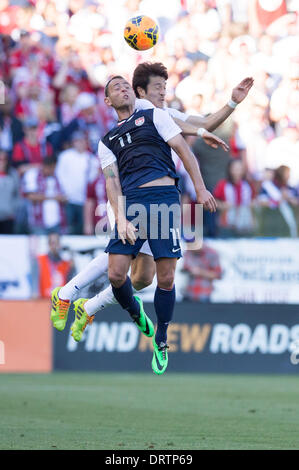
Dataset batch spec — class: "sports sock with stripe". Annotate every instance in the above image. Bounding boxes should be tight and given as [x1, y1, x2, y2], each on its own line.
[112, 276, 140, 319]
[154, 285, 176, 345]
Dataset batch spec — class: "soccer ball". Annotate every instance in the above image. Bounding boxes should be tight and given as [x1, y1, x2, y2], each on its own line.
[124, 15, 159, 51]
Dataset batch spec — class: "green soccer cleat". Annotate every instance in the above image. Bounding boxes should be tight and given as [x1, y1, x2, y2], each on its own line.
[50, 287, 70, 331]
[152, 339, 169, 375]
[71, 298, 94, 342]
[133, 295, 154, 338]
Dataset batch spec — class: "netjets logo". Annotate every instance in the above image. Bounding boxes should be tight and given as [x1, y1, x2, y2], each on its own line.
[290, 340, 299, 365]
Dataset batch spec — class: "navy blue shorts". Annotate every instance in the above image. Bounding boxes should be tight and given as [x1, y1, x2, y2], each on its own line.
[105, 185, 182, 260]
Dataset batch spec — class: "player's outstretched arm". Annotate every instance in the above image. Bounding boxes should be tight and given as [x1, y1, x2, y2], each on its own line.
[103, 162, 136, 245]
[173, 117, 229, 151]
[186, 77, 254, 132]
[168, 134, 217, 213]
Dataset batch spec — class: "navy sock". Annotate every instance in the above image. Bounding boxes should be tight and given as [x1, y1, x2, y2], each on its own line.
[112, 276, 140, 319]
[154, 285, 176, 345]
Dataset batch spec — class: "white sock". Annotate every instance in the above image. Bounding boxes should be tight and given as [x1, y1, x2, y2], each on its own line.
[84, 282, 139, 316]
[59, 252, 109, 301]
[84, 284, 117, 315]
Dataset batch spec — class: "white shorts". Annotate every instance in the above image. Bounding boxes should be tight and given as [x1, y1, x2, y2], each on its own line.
[107, 201, 153, 257]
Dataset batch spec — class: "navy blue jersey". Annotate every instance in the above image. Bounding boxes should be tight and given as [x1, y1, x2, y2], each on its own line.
[98, 108, 181, 194]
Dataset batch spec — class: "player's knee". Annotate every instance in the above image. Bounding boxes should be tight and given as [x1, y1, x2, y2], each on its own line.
[132, 272, 154, 291]
[108, 269, 127, 288]
[157, 272, 175, 290]
[131, 264, 155, 290]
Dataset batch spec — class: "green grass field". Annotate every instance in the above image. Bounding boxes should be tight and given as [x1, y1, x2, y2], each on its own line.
[0, 372, 298, 450]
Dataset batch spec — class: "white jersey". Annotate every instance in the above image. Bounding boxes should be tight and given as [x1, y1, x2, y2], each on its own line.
[135, 98, 190, 122]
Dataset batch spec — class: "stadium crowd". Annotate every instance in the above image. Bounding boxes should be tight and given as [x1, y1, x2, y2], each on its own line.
[0, 0, 299, 239]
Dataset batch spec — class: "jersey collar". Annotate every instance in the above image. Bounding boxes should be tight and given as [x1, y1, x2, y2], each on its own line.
[117, 109, 138, 126]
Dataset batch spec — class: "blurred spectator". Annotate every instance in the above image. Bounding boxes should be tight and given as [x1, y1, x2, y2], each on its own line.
[22, 155, 66, 235]
[264, 121, 299, 187]
[175, 59, 210, 109]
[248, 0, 288, 38]
[9, 30, 35, 76]
[192, 123, 232, 237]
[56, 130, 99, 235]
[58, 92, 106, 154]
[12, 117, 53, 176]
[234, 102, 275, 184]
[12, 52, 53, 122]
[216, 0, 250, 37]
[0, 89, 24, 158]
[0, 149, 20, 233]
[270, 63, 299, 127]
[35, 97, 63, 151]
[0, 0, 18, 36]
[182, 242, 222, 303]
[52, 47, 96, 93]
[58, 83, 80, 126]
[213, 158, 255, 237]
[257, 165, 299, 237]
[36, 232, 75, 299]
[84, 167, 107, 235]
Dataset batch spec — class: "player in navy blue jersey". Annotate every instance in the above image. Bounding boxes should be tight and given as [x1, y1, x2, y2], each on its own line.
[50, 64, 253, 366]
[91, 75, 217, 374]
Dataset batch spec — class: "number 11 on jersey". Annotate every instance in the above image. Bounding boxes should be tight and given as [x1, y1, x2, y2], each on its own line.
[119, 133, 132, 148]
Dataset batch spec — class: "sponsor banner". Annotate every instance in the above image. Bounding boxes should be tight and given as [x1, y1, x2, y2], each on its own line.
[207, 238, 299, 304]
[2, 235, 299, 304]
[0, 236, 32, 299]
[53, 303, 299, 374]
[0, 300, 52, 372]
[31, 236, 299, 304]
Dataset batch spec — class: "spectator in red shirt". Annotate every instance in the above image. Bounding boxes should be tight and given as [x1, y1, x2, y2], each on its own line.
[213, 158, 255, 237]
[0, 0, 18, 36]
[9, 30, 34, 77]
[12, 117, 53, 176]
[182, 243, 222, 303]
[52, 48, 95, 94]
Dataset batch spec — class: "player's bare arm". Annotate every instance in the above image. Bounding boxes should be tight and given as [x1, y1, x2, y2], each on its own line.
[103, 162, 136, 245]
[173, 117, 229, 151]
[186, 77, 254, 132]
[168, 134, 217, 213]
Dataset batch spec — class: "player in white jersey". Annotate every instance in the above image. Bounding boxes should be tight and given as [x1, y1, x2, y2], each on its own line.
[50, 62, 253, 336]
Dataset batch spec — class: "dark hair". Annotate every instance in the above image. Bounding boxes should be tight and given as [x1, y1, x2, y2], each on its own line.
[104, 75, 126, 97]
[274, 165, 290, 185]
[132, 62, 168, 98]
